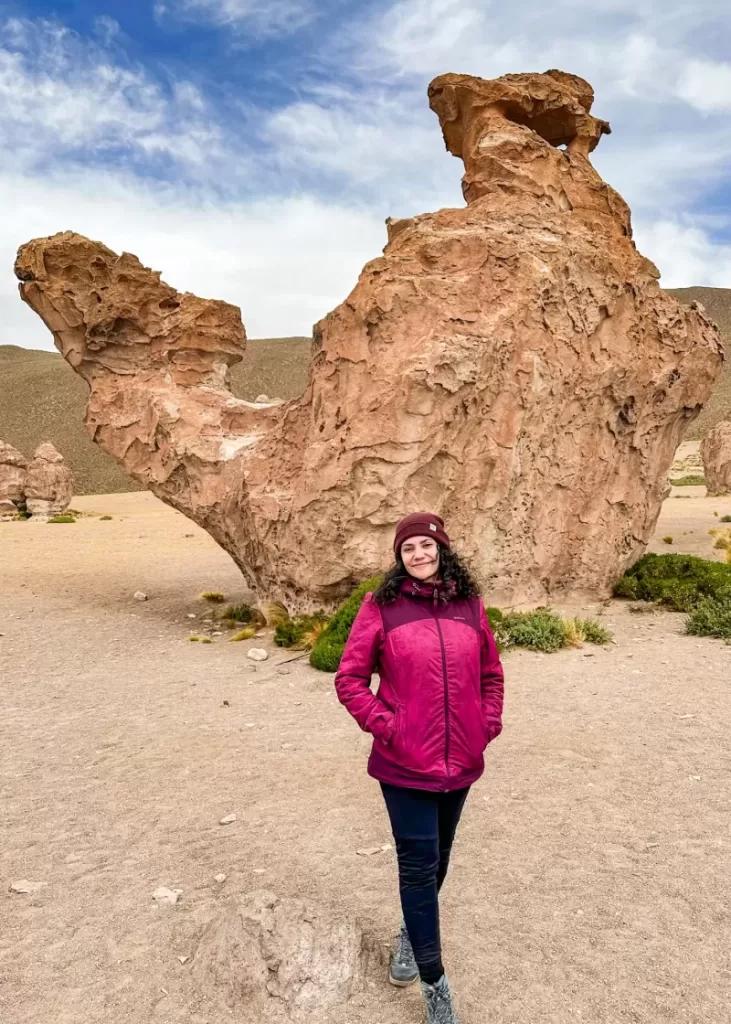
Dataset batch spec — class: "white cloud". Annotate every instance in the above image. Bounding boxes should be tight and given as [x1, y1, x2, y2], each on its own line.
[4, 2, 731, 358]
[634, 218, 731, 288]
[0, 17, 225, 173]
[159, 0, 314, 35]
[677, 58, 731, 113]
[1, 169, 386, 351]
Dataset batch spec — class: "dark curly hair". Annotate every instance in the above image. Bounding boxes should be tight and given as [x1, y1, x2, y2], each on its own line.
[373, 544, 482, 605]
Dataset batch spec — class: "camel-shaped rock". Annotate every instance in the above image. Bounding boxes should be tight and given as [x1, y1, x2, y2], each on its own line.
[15, 70, 723, 609]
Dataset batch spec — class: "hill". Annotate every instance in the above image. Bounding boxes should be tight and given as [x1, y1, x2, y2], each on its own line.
[1, 289, 728, 494]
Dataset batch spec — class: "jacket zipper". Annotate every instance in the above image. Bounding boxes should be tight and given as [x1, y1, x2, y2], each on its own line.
[434, 599, 451, 790]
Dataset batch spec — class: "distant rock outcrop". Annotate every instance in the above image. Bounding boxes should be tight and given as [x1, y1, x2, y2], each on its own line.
[0, 439, 73, 517]
[701, 421, 731, 496]
[0, 440, 27, 514]
[14, 70, 723, 607]
[25, 442, 74, 516]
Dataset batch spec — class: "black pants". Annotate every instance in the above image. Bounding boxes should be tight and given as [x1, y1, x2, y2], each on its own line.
[380, 782, 471, 984]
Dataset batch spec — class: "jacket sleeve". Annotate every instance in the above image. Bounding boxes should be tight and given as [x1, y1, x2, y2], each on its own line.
[479, 602, 505, 744]
[334, 593, 395, 743]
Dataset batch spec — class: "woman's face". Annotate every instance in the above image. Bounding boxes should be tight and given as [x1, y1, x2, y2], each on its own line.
[400, 535, 440, 581]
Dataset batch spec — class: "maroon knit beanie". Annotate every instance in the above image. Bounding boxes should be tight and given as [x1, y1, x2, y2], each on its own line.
[393, 512, 450, 556]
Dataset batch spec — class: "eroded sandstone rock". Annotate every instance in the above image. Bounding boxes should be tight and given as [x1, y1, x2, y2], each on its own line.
[0, 440, 27, 511]
[187, 890, 384, 1022]
[24, 442, 74, 517]
[14, 70, 724, 608]
[701, 421, 731, 496]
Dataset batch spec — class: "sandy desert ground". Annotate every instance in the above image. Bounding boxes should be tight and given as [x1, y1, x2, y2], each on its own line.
[2, 488, 731, 1024]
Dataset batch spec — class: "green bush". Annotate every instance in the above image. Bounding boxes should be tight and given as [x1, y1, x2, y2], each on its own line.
[47, 515, 76, 524]
[721, 515, 731, 524]
[309, 577, 384, 672]
[495, 608, 567, 652]
[218, 603, 252, 624]
[575, 618, 612, 645]
[670, 475, 705, 487]
[275, 613, 329, 649]
[662, 536, 673, 545]
[490, 608, 611, 653]
[686, 597, 731, 640]
[613, 553, 731, 611]
[485, 607, 504, 629]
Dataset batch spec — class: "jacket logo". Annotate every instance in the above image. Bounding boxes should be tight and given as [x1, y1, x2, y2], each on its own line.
[454, 616, 465, 620]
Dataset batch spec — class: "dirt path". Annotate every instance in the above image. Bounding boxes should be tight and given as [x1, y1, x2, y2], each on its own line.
[2, 491, 730, 1024]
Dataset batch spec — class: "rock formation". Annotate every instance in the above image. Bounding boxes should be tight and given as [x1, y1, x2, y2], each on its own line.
[0, 440, 73, 517]
[187, 890, 384, 1022]
[15, 70, 724, 608]
[701, 420, 731, 496]
[24, 442, 74, 516]
[0, 440, 27, 514]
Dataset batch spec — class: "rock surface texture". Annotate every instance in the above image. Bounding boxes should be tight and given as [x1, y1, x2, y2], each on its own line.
[187, 890, 384, 1022]
[701, 421, 731, 496]
[15, 70, 724, 608]
[24, 442, 74, 516]
[0, 440, 27, 512]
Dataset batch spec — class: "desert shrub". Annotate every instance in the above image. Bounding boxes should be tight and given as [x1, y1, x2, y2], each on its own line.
[613, 553, 731, 611]
[15, 511, 31, 520]
[275, 613, 329, 649]
[48, 515, 76, 523]
[218, 603, 252, 625]
[188, 635, 205, 642]
[713, 530, 731, 551]
[685, 597, 731, 640]
[230, 626, 257, 642]
[670, 475, 705, 487]
[485, 607, 504, 629]
[662, 536, 673, 545]
[721, 515, 731, 524]
[100, 515, 113, 521]
[200, 591, 226, 603]
[497, 608, 567, 652]
[309, 577, 384, 672]
[575, 618, 612, 645]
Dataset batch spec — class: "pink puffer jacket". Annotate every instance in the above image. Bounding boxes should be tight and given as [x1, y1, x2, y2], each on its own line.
[334, 579, 504, 792]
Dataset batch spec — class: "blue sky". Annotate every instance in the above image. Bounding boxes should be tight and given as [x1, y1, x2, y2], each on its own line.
[2, 0, 731, 350]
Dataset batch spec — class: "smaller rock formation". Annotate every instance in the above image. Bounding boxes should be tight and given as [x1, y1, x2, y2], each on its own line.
[701, 421, 731, 495]
[189, 890, 384, 1022]
[1, 441, 74, 517]
[0, 441, 28, 515]
[25, 442, 74, 516]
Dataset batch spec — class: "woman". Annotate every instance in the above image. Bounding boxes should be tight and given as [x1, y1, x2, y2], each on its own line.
[335, 512, 504, 1024]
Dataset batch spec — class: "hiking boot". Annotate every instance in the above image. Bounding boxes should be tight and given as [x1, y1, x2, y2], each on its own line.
[388, 920, 418, 987]
[420, 974, 460, 1024]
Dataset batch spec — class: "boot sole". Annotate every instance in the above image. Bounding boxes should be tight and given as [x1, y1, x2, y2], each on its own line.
[389, 971, 419, 988]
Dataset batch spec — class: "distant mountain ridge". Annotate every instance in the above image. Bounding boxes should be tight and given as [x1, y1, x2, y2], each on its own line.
[1, 289, 728, 495]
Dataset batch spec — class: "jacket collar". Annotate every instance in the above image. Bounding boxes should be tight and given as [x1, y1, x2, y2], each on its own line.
[398, 575, 457, 605]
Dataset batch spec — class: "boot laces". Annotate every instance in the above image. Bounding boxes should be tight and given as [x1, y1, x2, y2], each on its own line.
[396, 924, 414, 965]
